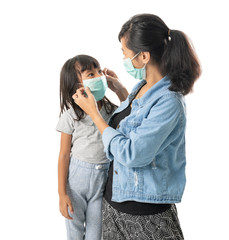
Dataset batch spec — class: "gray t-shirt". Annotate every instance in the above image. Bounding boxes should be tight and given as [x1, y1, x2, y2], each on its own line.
[56, 105, 115, 164]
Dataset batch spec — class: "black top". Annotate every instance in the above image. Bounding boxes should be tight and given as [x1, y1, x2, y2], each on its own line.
[104, 97, 171, 215]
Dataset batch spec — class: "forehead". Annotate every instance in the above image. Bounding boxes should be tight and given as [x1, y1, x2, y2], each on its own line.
[121, 37, 134, 56]
[75, 59, 100, 73]
[121, 37, 132, 52]
[121, 37, 127, 49]
[83, 66, 100, 73]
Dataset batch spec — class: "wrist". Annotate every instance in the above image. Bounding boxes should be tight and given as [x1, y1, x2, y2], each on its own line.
[59, 193, 67, 198]
[113, 80, 124, 93]
[115, 87, 129, 102]
[58, 189, 67, 196]
[91, 111, 102, 122]
[90, 111, 109, 135]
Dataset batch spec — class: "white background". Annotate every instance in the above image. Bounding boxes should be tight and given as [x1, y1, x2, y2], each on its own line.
[0, 0, 228, 239]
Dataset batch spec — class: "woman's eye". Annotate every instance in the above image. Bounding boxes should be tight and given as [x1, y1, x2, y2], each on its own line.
[88, 73, 94, 77]
[98, 70, 103, 75]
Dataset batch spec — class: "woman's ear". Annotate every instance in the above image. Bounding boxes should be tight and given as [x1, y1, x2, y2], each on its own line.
[141, 52, 150, 64]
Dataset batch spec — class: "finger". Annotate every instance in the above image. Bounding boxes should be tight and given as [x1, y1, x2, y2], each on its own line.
[68, 202, 74, 214]
[60, 207, 72, 220]
[78, 86, 85, 92]
[65, 213, 73, 220]
[72, 93, 78, 100]
[104, 68, 114, 77]
[76, 87, 86, 97]
[64, 208, 73, 220]
[103, 68, 108, 75]
[106, 76, 115, 82]
[84, 87, 94, 98]
[106, 68, 114, 76]
[106, 69, 118, 79]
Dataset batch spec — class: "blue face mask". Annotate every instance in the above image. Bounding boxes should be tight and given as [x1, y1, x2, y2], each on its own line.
[83, 76, 108, 101]
[123, 52, 146, 80]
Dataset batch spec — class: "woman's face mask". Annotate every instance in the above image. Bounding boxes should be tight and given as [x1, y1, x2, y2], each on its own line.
[83, 76, 108, 101]
[123, 52, 146, 80]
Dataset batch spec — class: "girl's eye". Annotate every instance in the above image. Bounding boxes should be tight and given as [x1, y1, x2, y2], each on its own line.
[98, 70, 103, 75]
[88, 73, 94, 77]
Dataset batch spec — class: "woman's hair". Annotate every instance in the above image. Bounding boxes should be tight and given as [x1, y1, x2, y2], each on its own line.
[59, 54, 116, 120]
[119, 14, 201, 95]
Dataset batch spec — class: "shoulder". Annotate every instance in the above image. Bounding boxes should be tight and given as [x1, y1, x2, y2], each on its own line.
[56, 107, 79, 134]
[155, 91, 186, 123]
[62, 106, 80, 119]
[162, 91, 186, 111]
[59, 107, 80, 126]
[148, 91, 186, 119]
[161, 91, 184, 103]
[59, 108, 72, 119]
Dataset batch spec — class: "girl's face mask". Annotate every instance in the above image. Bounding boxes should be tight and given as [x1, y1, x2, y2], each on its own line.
[83, 76, 108, 101]
[123, 52, 146, 80]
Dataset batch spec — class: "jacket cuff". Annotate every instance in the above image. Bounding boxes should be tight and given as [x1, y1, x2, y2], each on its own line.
[102, 126, 120, 159]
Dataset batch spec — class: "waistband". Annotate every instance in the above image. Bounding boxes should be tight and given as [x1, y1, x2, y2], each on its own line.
[70, 157, 110, 170]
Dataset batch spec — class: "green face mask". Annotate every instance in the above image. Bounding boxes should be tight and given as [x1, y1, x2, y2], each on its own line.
[123, 52, 146, 80]
[83, 76, 108, 101]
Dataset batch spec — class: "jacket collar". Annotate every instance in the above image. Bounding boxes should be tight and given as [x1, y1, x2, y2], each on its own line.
[129, 76, 171, 107]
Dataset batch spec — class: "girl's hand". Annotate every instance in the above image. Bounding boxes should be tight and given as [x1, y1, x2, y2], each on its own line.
[59, 194, 74, 220]
[72, 87, 99, 118]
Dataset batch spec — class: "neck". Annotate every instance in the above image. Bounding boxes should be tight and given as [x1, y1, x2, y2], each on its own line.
[145, 64, 163, 88]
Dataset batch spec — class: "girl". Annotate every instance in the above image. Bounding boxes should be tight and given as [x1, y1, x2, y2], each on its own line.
[73, 14, 201, 239]
[56, 55, 124, 240]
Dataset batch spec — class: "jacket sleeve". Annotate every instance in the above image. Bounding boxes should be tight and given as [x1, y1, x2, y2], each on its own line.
[102, 95, 183, 168]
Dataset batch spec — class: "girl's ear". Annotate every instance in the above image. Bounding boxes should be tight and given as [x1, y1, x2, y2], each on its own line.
[141, 52, 151, 65]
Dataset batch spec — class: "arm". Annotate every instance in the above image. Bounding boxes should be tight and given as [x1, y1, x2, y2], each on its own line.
[58, 132, 74, 220]
[73, 90, 182, 168]
[114, 86, 129, 102]
[102, 96, 183, 168]
[72, 87, 109, 135]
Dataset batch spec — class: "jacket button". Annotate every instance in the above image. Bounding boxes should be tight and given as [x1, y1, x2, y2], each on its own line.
[114, 170, 118, 175]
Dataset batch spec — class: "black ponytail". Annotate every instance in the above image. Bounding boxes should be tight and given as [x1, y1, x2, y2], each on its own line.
[119, 14, 201, 95]
[161, 30, 201, 95]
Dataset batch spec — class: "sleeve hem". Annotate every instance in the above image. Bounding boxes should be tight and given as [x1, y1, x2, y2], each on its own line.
[102, 127, 120, 152]
[55, 128, 72, 135]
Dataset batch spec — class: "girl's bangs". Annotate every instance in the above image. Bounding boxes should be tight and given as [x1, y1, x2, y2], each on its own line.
[76, 55, 100, 72]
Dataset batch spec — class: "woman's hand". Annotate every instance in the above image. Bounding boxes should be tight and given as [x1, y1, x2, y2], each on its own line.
[103, 68, 121, 93]
[103, 68, 129, 102]
[59, 194, 74, 220]
[72, 87, 99, 118]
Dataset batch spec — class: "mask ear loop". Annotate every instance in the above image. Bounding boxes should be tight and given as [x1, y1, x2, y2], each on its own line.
[131, 52, 141, 61]
[143, 63, 147, 80]
[132, 52, 147, 79]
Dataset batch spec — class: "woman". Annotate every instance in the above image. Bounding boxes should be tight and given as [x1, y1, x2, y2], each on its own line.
[73, 13, 201, 239]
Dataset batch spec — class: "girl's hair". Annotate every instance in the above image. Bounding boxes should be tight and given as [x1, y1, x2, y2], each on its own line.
[119, 14, 201, 95]
[59, 54, 116, 119]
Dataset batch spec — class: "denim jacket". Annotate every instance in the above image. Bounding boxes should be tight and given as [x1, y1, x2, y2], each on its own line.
[102, 76, 186, 203]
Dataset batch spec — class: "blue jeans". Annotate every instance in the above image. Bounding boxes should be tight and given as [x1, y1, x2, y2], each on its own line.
[66, 157, 109, 240]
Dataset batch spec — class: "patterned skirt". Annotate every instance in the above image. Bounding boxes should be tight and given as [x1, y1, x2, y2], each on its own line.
[102, 199, 184, 240]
